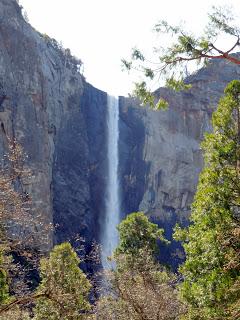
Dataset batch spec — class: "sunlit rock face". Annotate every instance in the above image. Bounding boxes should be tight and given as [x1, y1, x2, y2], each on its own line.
[119, 59, 240, 268]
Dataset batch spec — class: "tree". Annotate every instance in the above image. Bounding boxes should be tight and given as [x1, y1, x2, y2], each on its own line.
[122, 6, 240, 109]
[97, 249, 184, 320]
[0, 140, 93, 318]
[175, 80, 240, 319]
[0, 138, 51, 252]
[0, 138, 41, 310]
[34, 242, 91, 320]
[0, 250, 8, 305]
[0, 307, 30, 320]
[115, 212, 167, 259]
[96, 213, 184, 320]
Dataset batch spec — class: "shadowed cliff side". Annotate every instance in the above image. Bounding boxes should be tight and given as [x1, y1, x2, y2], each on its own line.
[53, 83, 108, 251]
[0, 0, 108, 253]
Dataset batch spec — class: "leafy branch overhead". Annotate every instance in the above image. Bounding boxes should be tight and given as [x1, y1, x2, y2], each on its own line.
[122, 6, 240, 109]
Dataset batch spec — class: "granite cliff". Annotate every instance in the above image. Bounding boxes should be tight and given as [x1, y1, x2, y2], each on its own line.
[0, 0, 239, 266]
[119, 62, 240, 266]
[0, 0, 108, 253]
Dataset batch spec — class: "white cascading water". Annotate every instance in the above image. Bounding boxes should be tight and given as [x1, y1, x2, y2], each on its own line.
[101, 95, 120, 269]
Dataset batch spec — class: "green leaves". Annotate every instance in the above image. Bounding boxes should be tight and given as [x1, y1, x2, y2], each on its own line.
[144, 68, 154, 79]
[208, 5, 240, 37]
[115, 212, 168, 260]
[199, 38, 210, 51]
[122, 6, 240, 110]
[121, 59, 132, 71]
[131, 48, 145, 61]
[34, 243, 91, 320]
[0, 266, 8, 306]
[133, 81, 155, 107]
[133, 82, 169, 110]
[155, 98, 168, 110]
[97, 247, 183, 320]
[224, 79, 240, 100]
[178, 35, 196, 53]
[178, 80, 240, 319]
[154, 20, 181, 35]
[166, 77, 192, 92]
[98, 211, 183, 320]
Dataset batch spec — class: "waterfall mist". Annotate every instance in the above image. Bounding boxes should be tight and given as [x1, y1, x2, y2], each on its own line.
[100, 95, 120, 269]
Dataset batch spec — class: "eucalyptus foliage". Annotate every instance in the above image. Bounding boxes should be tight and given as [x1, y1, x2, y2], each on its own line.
[122, 6, 240, 109]
[175, 80, 240, 320]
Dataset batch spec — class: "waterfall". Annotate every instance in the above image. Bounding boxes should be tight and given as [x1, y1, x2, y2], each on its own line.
[101, 95, 120, 269]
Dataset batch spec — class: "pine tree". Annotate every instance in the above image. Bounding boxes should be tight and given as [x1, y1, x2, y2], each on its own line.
[34, 242, 91, 320]
[115, 212, 167, 259]
[96, 213, 184, 320]
[175, 80, 240, 319]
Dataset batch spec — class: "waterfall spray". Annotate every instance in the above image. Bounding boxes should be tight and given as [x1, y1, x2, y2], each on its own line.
[101, 95, 120, 269]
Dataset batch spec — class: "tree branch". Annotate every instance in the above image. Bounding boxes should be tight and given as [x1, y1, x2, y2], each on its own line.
[0, 292, 49, 315]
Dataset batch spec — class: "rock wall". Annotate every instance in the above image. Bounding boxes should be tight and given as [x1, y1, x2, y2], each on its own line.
[0, 0, 108, 252]
[53, 83, 108, 249]
[119, 59, 240, 267]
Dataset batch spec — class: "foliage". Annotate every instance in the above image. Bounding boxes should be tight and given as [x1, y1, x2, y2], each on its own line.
[0, 250, 8, 305]
[0, 140, 93, 318]
[133, 82, 169, 110]
[1, 141, 38, 236]
[97, 253, 183, 320]
[115, 212, 168, 259]
[33, 242, 91, 320]
[0, 138, 42, 315]
[0, 307, 30, 320]
[175, 80, 240, 319]
[122, 6, 240, 109]
[95, 213, 183, 319]
[97, 248, 184, 319]
[0, 138, 50, 250]
[0, 138, 46, 300]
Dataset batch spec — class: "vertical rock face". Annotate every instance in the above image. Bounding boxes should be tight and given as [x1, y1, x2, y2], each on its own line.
[53, 83, 108, 248]
[119, 97, 148, 217]
[0, 0, 108, 251]
[119, 60, 240, 267]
